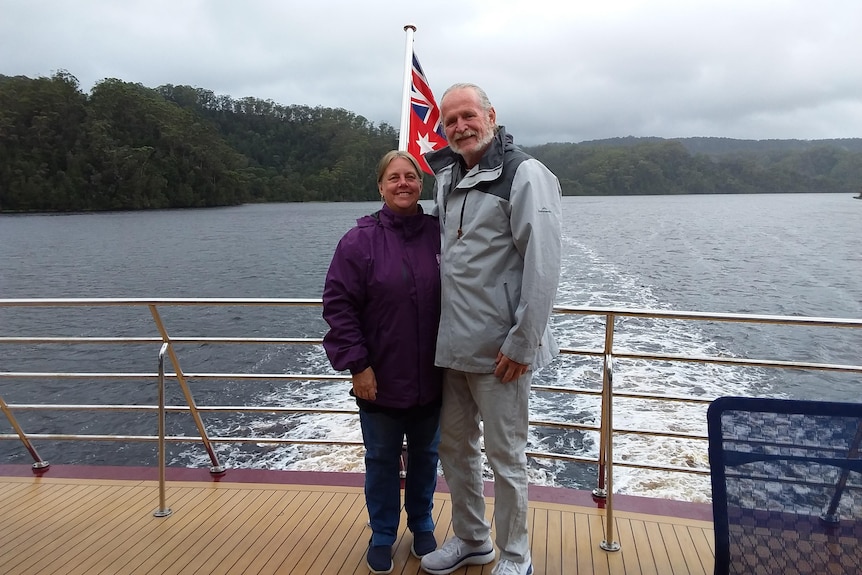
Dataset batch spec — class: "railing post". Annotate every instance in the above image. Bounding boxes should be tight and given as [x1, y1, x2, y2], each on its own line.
[593, 313, 615, 499]
[0, 393, 49, 470]
[148, 304, 225, 475]
[153, 342, 172, 518]
[599, 353, 620, 552]
[821, 420, 862, 524]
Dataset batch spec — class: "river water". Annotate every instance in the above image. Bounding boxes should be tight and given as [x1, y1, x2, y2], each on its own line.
[1, 193, 861, 501]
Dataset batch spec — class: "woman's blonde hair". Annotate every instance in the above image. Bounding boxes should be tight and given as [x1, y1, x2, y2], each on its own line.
[376, 150, 424, 184]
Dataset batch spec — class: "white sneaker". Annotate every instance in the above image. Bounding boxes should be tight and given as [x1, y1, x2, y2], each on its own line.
[490, 557, 534, 575]
[420, 536, 495, 574]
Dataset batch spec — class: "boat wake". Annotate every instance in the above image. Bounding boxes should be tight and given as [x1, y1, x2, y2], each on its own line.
[174, 234, 775, 503]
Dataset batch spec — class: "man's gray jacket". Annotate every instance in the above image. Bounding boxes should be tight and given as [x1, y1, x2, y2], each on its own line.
[426, 126, 562, 373]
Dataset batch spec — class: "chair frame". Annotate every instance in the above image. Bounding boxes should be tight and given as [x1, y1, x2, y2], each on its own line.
[708, 396, 862, 575]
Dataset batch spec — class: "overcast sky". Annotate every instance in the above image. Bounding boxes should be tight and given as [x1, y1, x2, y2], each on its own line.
[2, 0, 861, 146]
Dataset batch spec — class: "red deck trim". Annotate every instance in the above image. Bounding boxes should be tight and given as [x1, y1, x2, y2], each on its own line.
[0, 463, 712, 522]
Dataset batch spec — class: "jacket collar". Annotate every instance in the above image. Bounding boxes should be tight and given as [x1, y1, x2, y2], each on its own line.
[426, 125, 512, 178]
[357, 203, 427, 235]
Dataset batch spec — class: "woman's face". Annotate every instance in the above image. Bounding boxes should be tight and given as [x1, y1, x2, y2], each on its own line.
[378, 157, 421, 215]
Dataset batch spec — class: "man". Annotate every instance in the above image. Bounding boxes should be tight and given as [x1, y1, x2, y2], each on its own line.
[419, 84, 562, 575]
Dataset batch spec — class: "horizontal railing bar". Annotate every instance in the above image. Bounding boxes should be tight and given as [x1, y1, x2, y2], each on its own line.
[0, 372, 350, 381]
[613, 351, 862, 373]
[525, 451, 599, 466]
[3, 343, 857, 374]
[0, 337, 164, 344]
[531, 419, 600, 432]
[0, 372, 162, 379]
[4, 297, 860, 326]
[0, 434, 162, 442]
[532, 386, 724, 406]
[1, 406, 706, 443]
[178, 373, 349, 381]
[187, 437, 365, 446]
[0, 432, 682, 472]
[612, 460, 712, 475]
[2, 404, 360, 414]
[611, 391, 713, 404]
[0, 337, 323, 345]
[2, 428, 851, 488]
[0, 298, 323, 307]
[613, 428, 707, 441]
[7, 356, 860, 380]
[554, 305, 862, 328]
[6, 404, 164, 411]
[172, 337, 324, 344]
[530, 419, 707, 441]
[559, 347, 862, 373]
[189, 406, 356, 414]
[0, 433, 364, 446]
[513, 450, 713, 476]
[531, 385, 602, 396]
[4, 357, 857, 376]
[0, 432, 847, 483]
[3, 350, 858, 375]
[557, 347, 604, 357]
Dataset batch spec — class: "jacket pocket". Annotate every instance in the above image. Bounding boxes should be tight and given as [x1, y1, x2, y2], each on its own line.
[503, 282, 516, 326]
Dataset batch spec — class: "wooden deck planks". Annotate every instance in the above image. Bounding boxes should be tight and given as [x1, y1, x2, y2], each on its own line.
[67, 484, 206, 575]
[0, 475, 714, 574]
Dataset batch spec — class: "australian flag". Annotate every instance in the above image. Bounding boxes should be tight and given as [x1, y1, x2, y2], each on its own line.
[408, 53, 447, 174]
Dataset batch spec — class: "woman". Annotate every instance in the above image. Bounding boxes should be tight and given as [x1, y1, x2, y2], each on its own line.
[322, 150, 442, 574]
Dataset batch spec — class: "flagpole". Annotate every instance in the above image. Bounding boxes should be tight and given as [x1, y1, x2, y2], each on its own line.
[398, 24, 416, 152]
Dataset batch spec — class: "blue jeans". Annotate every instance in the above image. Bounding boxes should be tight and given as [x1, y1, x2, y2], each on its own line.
[360, 406, 441, 547]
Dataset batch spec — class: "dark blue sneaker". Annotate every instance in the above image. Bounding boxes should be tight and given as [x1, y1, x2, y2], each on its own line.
[366, 544, 393, 574]
[411, 530, 437, 558]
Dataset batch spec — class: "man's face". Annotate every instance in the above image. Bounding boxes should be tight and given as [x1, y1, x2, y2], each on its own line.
[440, 88, 496, 166]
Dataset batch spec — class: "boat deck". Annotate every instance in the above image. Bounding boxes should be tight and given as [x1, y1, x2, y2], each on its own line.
[0, 465, 714, 575]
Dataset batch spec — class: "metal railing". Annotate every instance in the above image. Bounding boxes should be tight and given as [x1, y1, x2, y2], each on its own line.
[2, 298, 861, 551]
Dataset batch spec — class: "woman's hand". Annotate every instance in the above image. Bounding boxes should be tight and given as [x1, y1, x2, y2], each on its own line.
[352, 367, 378, 400]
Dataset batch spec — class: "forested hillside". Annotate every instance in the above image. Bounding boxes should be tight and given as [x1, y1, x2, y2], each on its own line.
[2, 71, 861, 212]
[0, 72, 397, 211]
[527, 139, 862, 195]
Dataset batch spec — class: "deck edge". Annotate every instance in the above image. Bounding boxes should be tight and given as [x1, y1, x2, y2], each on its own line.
[0, 463, 712, 521]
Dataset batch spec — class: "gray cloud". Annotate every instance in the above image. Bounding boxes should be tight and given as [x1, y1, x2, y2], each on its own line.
[2, 0, 860, 145]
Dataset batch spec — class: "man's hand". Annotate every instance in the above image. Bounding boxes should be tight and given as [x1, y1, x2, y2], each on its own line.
[352, 367, 378, 400]
[494, 352, 529, 383]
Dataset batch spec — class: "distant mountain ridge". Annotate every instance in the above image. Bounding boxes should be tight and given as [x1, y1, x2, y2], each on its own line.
[2, 70, 862, 211]
[577, 136, 862, 156]
[526, 136, 862, 196]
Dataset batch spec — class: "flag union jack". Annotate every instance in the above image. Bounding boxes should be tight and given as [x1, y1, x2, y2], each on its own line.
[408, 53, 447, 174]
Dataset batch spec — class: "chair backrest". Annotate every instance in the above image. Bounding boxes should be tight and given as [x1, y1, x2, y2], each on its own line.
[707, 396, 862, 575]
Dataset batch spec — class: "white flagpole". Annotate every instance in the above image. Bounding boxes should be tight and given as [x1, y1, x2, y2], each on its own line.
[398, 24, 416, 152]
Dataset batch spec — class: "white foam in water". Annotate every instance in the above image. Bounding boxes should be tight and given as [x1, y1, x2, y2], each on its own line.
[175, 229, 773, 503]
[538, 235, 772, 500]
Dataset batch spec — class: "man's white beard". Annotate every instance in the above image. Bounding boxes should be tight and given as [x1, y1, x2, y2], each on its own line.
[450, 122, 495, 158]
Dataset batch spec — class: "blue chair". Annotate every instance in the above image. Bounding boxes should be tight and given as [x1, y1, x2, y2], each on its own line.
[707, 396, 862, 575]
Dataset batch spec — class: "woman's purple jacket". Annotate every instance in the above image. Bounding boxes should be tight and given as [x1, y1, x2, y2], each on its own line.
[322, 204, 443, 410]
